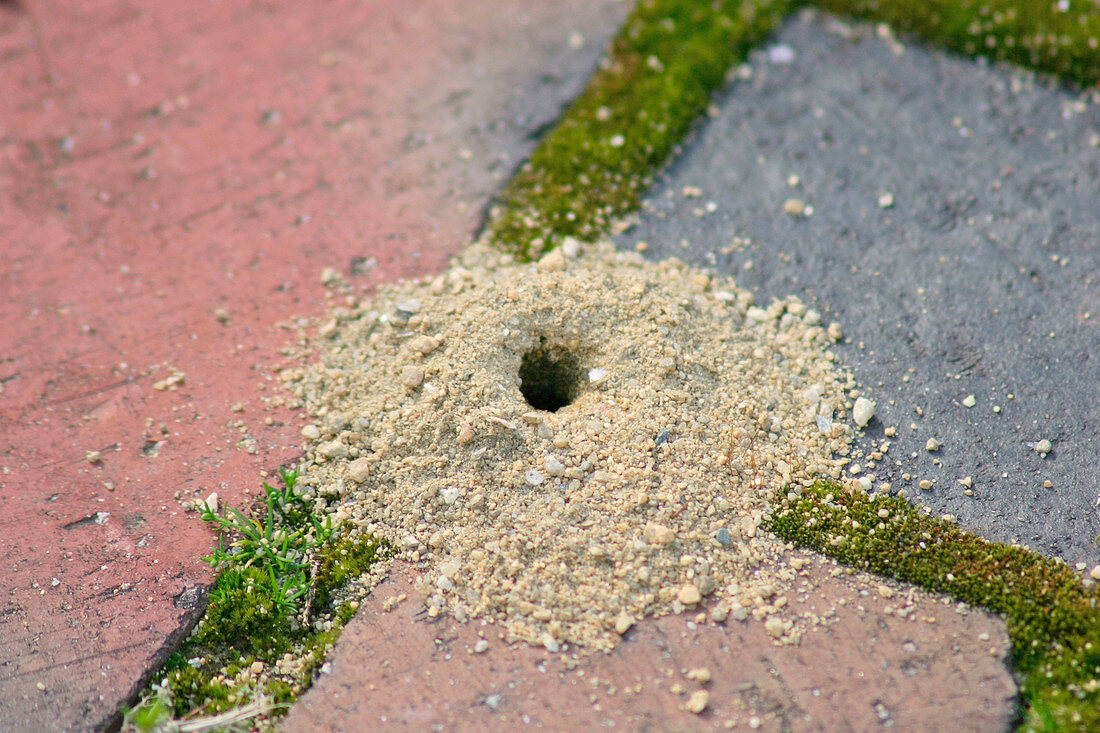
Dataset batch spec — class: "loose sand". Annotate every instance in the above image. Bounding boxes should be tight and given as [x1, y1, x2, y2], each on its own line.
[287, 239, 862, 651]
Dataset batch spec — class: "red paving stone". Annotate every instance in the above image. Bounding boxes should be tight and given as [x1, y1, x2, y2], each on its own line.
[0, 1, 626, 729]
[284, 560, 1016, 732]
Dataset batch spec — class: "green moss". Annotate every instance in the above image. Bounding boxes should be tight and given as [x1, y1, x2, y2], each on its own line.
[807, 0, 1100, 89]
[121, 472, 387, 731]
[314, 534, 389, 611]
[485, 0, 793, 260]
[767, 481, 1100, 731]
[161, 665, 236, 719]
[191, 567, 294, 657]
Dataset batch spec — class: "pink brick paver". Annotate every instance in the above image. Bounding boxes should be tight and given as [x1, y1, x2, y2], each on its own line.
[0, 1, 626, 729]
[284, 560, 1017, 732]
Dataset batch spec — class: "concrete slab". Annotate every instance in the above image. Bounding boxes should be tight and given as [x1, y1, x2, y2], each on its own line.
[618, 10, 1100, 565]
[0, 1, 628, 729]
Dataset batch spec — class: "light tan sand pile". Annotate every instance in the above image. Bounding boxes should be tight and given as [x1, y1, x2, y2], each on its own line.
[286, 240, 859, 650]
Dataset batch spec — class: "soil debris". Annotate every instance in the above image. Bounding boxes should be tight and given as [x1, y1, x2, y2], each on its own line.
[288, 240, 857, 651]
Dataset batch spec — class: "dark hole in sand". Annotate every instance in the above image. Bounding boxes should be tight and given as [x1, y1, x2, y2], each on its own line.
[519, 342, 582, 412]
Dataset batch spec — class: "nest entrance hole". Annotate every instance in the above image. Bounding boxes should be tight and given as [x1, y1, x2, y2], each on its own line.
[519, 342, 583, 412]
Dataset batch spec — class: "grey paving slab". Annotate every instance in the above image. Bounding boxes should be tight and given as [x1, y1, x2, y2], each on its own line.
[618, 10, 1100, 564]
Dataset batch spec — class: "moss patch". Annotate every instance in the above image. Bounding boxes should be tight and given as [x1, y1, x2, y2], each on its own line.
[768, 482, 1100, 732]
[484, 0, 793, 261]
[121, 471, 389, 731]
[810, 0, 1100, 89]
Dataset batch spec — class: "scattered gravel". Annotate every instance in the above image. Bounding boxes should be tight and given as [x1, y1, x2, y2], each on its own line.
[287, 240, 857, 651]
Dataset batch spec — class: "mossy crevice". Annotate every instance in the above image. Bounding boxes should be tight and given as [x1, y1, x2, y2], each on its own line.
[485, 0, 793, 261]
[809, 0, 1100, 89]
[767, 481, 1100, 732]
[121, 471, 389, 731]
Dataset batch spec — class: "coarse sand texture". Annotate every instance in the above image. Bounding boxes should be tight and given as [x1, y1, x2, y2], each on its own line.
[287, 241, 862, 651]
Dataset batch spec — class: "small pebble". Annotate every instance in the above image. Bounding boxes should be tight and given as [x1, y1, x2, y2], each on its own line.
[714, 527, 733, 548]
[395, 298, 421, 315]
[408, 335, 442, 355]
[537, 248, 567, 273]
[764, 617, 786, 638]
[677, 585, 702, 606]
[644, 523, 676, 546]
[1091, 566, 1100, 581]
[687, 667, 712, 683]
[250, 661, 264, 675]
[1035, 439, 1052, 456]
[615, 612, 635, 635]
[782, 198, 805, 216]
[474, 639, 490, 654]
[925, 438, 942, 452]
[685, 689, 710, 714]
[401, 366, 425, 388]
[544, 455, 566, 476]
[961, 394, 976, 408]
[347, 458, 371, 483]
[852, 397, 875, 428]
[919, 479, 933, 490]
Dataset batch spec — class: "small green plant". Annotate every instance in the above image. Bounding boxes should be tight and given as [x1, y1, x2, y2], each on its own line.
[200, 469, 334, 621]
[121, 469, 387, 731]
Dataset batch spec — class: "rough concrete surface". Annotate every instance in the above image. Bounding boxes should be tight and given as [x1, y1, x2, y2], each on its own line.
[619, 9, 1100, 565]
[0, 1, 628, 729]
[285, 560, 1015, 732]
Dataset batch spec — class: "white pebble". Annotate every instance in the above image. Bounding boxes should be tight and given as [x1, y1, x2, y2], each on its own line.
[962, 394, 977, 408]
[537, 248, 566, 273]
[544, 455, 566, 476]
[685, 689, 710, 714]
[319, 440, 348, 459]
[348, 458, 371, 483]
[1035, 439, 1052, 456]
[852, 397, 875, 427]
